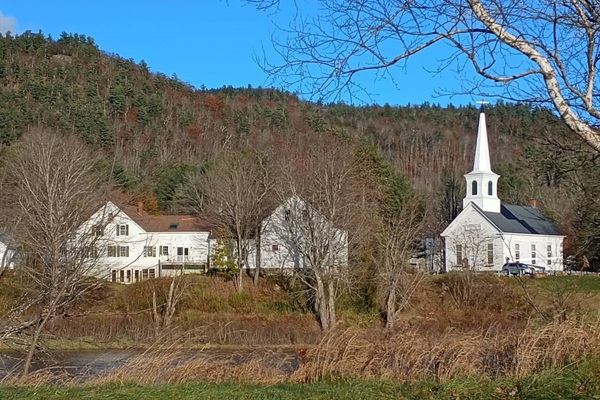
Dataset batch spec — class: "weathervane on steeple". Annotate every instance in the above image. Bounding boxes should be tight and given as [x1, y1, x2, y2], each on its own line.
[476, 100, 489, 112]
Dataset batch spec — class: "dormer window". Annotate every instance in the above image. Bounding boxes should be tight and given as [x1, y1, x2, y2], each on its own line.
[116, 224, 129, 236]
[472, 180, 478, 195]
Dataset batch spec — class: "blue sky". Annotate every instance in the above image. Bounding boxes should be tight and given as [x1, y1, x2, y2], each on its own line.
[0, 1, 475, 106]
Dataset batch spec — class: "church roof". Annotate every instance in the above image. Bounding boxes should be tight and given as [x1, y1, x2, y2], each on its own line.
[480, 204, 562, 236]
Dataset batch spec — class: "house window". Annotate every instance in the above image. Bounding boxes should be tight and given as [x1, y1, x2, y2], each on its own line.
[111, 270, 117, 283]
[488, 181, 493, 195]
[159, 246, 169, 256]
[149, 268, 155, 279]
[119, 246, 129, 257]
[143, 246, 156, 257]
[108, 245, 129, 257]
[93, 224, 104, 236]
[272, 244, 279, 251]
[142, 269, 149, 280]
[487, 243, 494, 265]
[302, 208, 310, 222]
[83, 246, 98, 259]
[456, 244, 463, 266]
[515, 244, 520, 260]
[116, 224, 129, 236]
[547, 244, 552, 259]
[126, 270, 132, 283]
[531, 244, 537, 264]
[472, 180, 478, 195]
[284, 209, 291, 222]
[119, 270, 125, 283]
[134, 270, 140, 283]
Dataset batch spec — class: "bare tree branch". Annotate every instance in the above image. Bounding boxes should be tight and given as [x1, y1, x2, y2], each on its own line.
[245, 0, 600, 151]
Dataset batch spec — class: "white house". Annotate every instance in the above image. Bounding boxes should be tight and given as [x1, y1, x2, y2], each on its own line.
[0, 234, 16, 269]
[248, 195, 349, 272]
[82, 196, 348, 283]
[441, 109, 564, 272]
[83, 201, 212, 283]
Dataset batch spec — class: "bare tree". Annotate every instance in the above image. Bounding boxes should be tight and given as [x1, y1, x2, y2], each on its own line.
[442, 224, 496, 309]
[0, 128, 110, 374]
[176, 151, 275, 290]
[151, 272, 191, 338]
[272, 138, 365, 330]
[246, 0, 600, 152]
[374, 198, 425, 329]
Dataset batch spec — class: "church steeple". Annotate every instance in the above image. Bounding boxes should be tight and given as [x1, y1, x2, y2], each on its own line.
[463, 106, 501, 213]
[473, 109, 492, 172]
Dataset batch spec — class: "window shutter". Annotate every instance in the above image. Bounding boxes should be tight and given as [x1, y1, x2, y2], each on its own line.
[116, 225, 120, 236]
[125, 225, 129, 236]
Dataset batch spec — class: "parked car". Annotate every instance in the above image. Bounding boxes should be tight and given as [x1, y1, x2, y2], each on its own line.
[502, 262, 534, 276]
[529, 264, 546, 274]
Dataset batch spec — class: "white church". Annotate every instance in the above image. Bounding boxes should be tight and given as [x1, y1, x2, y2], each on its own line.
[441, 108, 564, 272]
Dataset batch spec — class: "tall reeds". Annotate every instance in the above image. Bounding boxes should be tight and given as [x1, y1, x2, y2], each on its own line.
[291, 318, 600, 383]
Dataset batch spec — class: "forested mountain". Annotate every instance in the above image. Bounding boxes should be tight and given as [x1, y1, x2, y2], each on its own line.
[0, 31, 598, 269]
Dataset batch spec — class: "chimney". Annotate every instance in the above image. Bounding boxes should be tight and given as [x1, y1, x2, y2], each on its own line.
[137, 201, 144, 215]
[529, 199, 537, 208]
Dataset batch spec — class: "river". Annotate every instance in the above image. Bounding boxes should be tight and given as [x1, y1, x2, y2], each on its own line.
[0, 348, 299, 383]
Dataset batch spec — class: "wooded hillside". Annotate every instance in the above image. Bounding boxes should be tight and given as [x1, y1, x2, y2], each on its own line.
[0, 31, 598, 269]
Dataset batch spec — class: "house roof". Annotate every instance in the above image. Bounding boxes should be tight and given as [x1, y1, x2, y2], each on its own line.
[480, 204, 562, 236]
[118, 204, 211, 233]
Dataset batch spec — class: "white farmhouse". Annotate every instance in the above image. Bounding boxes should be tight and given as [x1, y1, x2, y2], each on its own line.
[441, 109, 564, 272]
[84, 201, 212, 283]
[82, 196, 349, 283]
[248, 195, 349, 272]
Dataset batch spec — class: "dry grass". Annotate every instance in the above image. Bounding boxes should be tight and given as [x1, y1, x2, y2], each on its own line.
[291, 318, 600, 383]
[1, 369, 77, 387]
[4, 318, 600, 387]
[88, 343, 295, 385]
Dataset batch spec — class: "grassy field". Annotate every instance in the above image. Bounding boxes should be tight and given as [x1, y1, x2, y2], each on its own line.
[5, 274, 600, 398]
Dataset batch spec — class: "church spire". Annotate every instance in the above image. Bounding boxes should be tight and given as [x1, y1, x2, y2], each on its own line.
[463, 106, 501, 213]
[473, 110, 492, 173]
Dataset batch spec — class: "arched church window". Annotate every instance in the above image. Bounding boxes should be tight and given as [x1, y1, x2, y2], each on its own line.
[488, 181, 493, 195]
[472, 180, 478, 195]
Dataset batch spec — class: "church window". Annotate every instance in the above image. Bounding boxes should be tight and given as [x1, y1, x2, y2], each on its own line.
[488, 181, 493, 195]
[487, 243, 494, 265]
[472, 180, 478, 195]
[515, 244, 520, 260]
[547, 244, 552, 259]
[531, 244, 537, 264]
[456, 244, 463, 266]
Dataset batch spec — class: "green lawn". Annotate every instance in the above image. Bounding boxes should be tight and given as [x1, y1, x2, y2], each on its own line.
[544, 275, 600, 293]
[3, 364, 600, 400]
